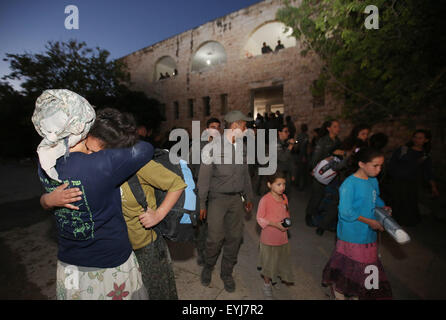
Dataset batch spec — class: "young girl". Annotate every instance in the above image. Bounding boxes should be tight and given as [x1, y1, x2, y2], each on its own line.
[256, 171, 294, 299]
[322, 147, 393, 300]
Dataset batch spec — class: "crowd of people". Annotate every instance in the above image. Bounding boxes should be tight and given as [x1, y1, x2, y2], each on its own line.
[34, 89, 440, 300]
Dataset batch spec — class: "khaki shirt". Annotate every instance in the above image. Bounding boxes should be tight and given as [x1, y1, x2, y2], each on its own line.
[120, 160, 187, 250]
[197, 135, 254, 210]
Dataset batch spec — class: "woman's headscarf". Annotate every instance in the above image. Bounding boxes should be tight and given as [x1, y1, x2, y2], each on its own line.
[32, 89, 96, 182]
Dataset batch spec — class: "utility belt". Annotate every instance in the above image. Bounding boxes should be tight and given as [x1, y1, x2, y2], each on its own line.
[209, 191, 241, 197]
[217, 191, 242, 195]
[209, 191, 247, 205]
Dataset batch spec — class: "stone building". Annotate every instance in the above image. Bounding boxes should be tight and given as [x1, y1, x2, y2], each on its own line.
[119, 0, 445, 209]
[119, 0, 437, 159]
[119, 0, 343, 135]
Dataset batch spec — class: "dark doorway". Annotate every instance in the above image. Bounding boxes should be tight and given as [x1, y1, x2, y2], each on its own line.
[251, 86, 284, 117]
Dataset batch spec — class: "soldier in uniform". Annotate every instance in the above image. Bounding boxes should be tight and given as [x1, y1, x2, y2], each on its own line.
[197, 110, 254, 292]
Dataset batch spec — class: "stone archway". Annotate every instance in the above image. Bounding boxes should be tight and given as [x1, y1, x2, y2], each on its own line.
[154, 56, 177, 82]
[191, 41, 227, 73]
[242, 21, 296, 58]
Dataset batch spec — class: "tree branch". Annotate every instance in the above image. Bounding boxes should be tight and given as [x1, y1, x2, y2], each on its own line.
[300, 30, 387, 110]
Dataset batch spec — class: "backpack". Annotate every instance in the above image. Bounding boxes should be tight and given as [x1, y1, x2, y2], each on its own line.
[312, 156, 342, 185]
[127, 148, 199, 242]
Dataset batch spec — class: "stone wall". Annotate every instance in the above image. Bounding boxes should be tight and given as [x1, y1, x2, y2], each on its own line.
[120, 0, 344, 133]
[120, 0, 445, 180]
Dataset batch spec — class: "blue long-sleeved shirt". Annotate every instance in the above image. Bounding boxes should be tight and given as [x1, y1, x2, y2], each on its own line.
[337, 175, 385, 244]
[38, 141, 154, 268]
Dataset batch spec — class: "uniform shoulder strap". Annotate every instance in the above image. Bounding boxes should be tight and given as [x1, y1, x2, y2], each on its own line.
[127, 174, 148, 211]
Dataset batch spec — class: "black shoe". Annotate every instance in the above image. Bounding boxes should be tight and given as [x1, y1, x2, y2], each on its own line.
[201, 267, 212, 286]
[316, 227, 324, 236]
[221, 275, 236, 293]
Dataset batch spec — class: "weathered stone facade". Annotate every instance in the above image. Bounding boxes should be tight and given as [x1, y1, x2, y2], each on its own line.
[120, 0, 345, 134]
[119, 0, 443, 170]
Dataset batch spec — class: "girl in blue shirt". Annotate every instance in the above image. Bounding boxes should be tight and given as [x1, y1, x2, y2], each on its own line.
[322, 147, 393, 300]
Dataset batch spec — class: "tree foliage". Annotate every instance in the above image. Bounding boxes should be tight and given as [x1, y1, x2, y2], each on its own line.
[0, 40, 162, 158]
[3, 40, 129, 98]
[0, 81, 37, 157]
[277, 0, 446, 127]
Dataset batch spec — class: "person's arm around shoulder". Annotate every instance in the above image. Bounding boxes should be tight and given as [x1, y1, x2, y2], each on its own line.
[106, 140, 154, 186]
[40, 183, 83, 210]
[40, 141, 154, 211]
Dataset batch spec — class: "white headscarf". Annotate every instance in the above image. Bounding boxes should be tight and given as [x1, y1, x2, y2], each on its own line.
[32, 89, 96, 181]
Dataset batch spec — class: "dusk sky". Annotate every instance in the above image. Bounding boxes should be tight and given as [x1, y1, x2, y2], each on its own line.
[0, 0, 262, 89]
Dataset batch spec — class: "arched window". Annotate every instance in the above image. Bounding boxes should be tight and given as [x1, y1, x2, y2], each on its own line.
[243, 21, 296, 58]
[191, 41, 227, 72]
[154, 56, 177, 82]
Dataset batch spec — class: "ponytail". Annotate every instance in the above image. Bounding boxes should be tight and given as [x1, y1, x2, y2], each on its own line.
[345, 147, 384, 176]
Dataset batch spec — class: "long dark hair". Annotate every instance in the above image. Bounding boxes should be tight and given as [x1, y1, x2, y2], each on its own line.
[341, 123, 371, 151]
[319, 120, 338, 137]
[89, 108, 138, 149]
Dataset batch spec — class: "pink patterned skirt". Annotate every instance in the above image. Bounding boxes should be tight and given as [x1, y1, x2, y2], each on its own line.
[322, 239, 392, 300]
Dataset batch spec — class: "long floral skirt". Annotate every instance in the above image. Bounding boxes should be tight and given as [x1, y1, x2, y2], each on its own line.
[56, 252, 148, 300]
[322, 240, 392, 300]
